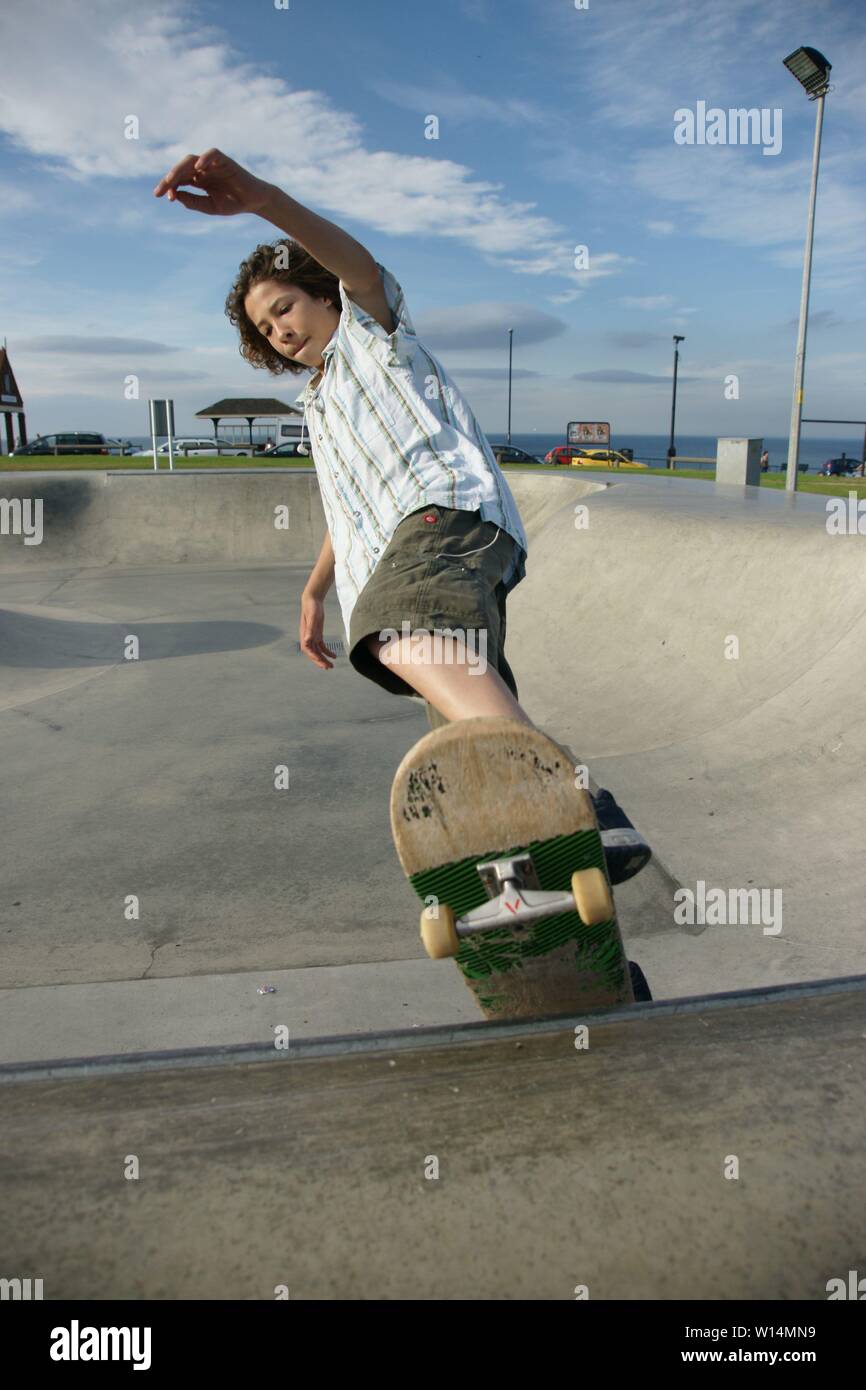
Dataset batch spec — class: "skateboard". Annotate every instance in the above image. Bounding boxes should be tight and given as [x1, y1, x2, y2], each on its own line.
[390, 715, 635, 1021]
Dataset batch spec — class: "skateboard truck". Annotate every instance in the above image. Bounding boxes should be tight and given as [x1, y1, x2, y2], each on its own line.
[473, 854, 564, 933]
[420, 853, 614, 959]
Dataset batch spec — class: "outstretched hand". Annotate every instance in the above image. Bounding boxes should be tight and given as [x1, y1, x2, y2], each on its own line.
[153, 148, 273, 217]
[299, 593, 338, 671]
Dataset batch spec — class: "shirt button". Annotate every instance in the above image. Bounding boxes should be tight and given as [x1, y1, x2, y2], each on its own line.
[373, 547, 379, 554]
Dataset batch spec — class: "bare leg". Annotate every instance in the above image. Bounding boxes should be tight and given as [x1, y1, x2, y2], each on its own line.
[364, 631, 536, 728]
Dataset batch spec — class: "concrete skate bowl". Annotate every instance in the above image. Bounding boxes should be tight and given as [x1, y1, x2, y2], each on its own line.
[2, 465, 865, 1305]
[505, 470, 866, 988]
[1, 466, 864, 999]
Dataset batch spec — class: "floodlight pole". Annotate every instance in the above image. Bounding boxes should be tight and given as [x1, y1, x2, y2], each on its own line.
[785, 92, 826, 492]
[506, 329, 513, 445]
[667, 336, 684, 469]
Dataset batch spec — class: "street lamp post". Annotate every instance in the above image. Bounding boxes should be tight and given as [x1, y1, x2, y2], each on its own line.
[667, 336, 685, 469]
[506, 328, 513, 445]
[783, 46, 832, 493]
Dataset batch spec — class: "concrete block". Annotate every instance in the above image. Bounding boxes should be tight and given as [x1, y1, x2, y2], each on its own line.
[716, 436, 763, 485]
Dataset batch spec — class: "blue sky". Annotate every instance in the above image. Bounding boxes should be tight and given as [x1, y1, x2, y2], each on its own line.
[1, 0, 864, 442]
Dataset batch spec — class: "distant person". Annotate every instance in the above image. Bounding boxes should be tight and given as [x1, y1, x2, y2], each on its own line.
[760, 449, 769, 472]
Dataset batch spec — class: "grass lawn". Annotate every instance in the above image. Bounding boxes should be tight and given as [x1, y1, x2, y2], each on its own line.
[3, 454, 866, 497]
[0, 455, 310, 472]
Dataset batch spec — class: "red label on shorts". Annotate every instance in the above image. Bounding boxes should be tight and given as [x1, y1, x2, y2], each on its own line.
[423, 512, 437, 523]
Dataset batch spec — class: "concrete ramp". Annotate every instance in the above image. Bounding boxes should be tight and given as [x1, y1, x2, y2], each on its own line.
[506, 473, 866, 986]
[0, 468, 326, 569]
[1, 977, 864, 1300]
[2, 466, 864, 1303]
[0, 467, 862, 1026]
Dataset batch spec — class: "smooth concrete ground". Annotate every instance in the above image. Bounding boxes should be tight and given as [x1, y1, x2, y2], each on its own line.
[0, 468, 863, 1062]
[2, 978, 864, 1300]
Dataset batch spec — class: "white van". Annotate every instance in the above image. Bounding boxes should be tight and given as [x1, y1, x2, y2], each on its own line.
[133, 437, 254, 458]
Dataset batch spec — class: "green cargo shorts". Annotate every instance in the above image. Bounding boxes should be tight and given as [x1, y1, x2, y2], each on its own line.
[348, 504, 521, 732]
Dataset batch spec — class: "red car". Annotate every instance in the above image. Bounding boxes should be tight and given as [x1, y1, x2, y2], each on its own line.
[544, 445, 589, 465]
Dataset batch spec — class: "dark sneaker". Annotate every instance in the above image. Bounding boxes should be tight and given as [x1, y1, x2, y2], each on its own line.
[628, 959, 653, 1001]
[592, 787, 652, 885]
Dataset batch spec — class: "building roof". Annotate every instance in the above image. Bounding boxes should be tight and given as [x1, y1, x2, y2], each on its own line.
[195, 398, 304, 419]
[0, 346, 25, 412]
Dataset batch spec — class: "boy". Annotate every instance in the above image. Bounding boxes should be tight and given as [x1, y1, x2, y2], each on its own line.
[156, 148, 528, 733]
[153, 149, 651, 902]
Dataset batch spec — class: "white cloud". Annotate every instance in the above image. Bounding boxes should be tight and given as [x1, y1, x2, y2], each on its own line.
[0, 0, 623, 295]
[617, 294, 675, 310]
[629, 145, 866, 288]
[0, 179, 36, 213]
[533, 0, 866, 284]
[415, 301, 566, 352]
[368, 78, 550, 129]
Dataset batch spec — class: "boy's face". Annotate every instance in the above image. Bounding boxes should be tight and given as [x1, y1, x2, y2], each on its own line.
[245, 277, 340, 371]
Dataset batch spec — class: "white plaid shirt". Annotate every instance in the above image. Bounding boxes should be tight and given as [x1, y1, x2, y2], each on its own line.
[294, 262, 528, 641]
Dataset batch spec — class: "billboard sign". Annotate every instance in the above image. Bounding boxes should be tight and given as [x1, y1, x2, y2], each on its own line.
[567, 421, 610, 446]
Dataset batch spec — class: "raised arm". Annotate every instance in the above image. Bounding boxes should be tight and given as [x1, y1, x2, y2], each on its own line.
[260, 186, 394, 333]
[153, 148, 395, 332]
[260, 187, 376, 291]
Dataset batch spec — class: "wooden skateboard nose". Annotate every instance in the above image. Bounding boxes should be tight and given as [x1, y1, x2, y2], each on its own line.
[391, 717, 635, 1020]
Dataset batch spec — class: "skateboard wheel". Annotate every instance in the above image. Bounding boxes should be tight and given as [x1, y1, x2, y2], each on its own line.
[420, 904, 460, 959]
[570, 868, 614, 925]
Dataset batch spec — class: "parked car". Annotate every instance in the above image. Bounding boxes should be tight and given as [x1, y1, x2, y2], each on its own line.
[543, 445, 588, 465]
[132, 437, 254, 457]
[261, 441, 305, 458]
[569, 448, 648, 469]
[11, 432, 110, 456]
[819, 455, 861, 478]
[543, 445, 645, 468]
[489, 444, 543, 466]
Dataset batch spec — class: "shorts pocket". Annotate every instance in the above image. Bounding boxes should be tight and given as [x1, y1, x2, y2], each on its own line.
[422, 511, 504, 573]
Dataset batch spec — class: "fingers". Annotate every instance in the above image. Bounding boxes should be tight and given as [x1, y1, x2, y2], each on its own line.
[153, 148, 223, 198]
[299, 633, 338, 669]
[168, 188, 215, 214]
[153, 152, 199, 197]
[194, 147, 222, 173]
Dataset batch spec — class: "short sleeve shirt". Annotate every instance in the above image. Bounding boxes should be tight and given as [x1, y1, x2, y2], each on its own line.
[295, 262, 528, 642]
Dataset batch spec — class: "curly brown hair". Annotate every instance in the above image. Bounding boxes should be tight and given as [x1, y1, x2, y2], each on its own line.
[224, 238, 341, 375]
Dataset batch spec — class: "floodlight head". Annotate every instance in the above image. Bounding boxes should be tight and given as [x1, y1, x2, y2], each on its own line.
[673, 335, 685, 344]
[783, 47, 832, 98]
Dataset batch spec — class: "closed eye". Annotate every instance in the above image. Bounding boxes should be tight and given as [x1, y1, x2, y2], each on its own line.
[263, 305, 291, 337]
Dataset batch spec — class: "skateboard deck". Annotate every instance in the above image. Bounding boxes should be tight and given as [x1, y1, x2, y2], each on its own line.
[390, 715, 635, 1021]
